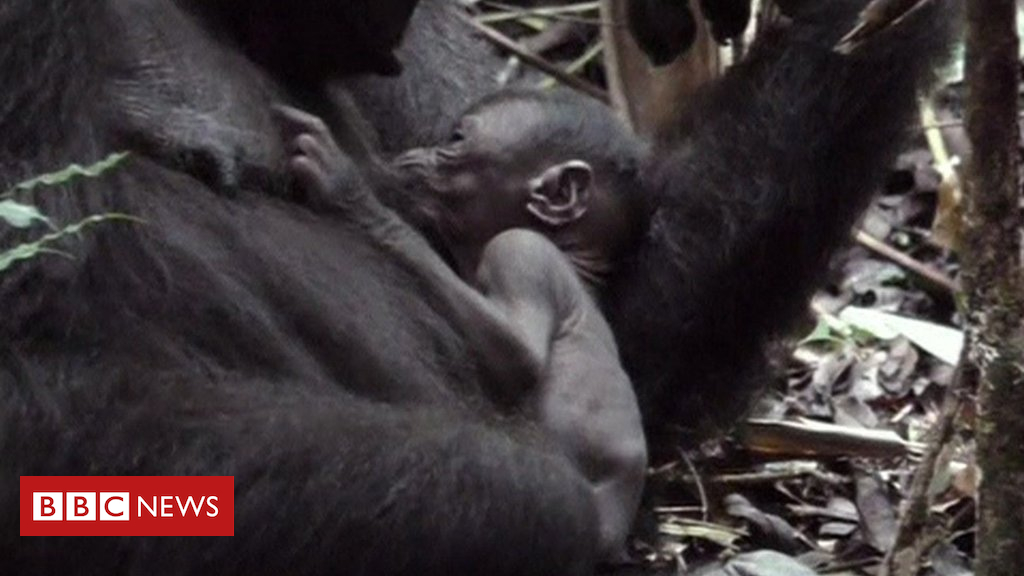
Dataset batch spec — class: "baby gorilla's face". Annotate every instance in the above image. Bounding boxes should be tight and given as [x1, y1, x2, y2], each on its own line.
[392, 102, 554, 248]
[392, 96, 634, 270]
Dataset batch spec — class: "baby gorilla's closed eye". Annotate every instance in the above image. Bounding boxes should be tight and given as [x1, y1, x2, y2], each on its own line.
[448, 129, 466, 144]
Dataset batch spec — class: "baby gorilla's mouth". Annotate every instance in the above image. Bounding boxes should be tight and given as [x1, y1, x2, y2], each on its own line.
[390, 151, 465, 204]
[392, 148, 434, 171]
[392, 150, 443, 189]
[383, 163, 444, 226]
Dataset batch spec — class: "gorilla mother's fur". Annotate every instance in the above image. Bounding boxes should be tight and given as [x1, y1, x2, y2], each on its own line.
[1, 0, 955, 574]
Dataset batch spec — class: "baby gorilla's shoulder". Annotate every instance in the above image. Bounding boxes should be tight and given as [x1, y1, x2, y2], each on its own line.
[486, 229, 562, 258]
[478, 229, 584, 313]
[482, 229, 573, 281]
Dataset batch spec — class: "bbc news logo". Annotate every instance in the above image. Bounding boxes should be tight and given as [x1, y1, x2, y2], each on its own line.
[20, 476, 234, 536]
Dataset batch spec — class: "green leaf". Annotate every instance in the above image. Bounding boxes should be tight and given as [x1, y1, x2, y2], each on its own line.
[839, 306, 964, 365]
[0, 245, 71, 272]
[6, 152, 130, 196]
[0, 200, 53, 229]
[0, 213, 142, 273]
[798, 318, 847, 347]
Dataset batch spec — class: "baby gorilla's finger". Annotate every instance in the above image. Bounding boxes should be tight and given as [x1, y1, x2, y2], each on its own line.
[294, 134, 333, 168]
[289, 156, 333, 200]
[271, 104, 331, 140]
[271, 105, 308, 142]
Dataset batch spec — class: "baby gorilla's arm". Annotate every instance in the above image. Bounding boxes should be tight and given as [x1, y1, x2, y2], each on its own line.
[473, 230, 573, 365]
[274, 105, 543, 406]
[476, 230, 646, 562]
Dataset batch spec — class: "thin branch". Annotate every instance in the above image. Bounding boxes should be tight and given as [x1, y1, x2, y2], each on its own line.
[538, 40, 603, 89]
[477, 1, 606, 26]
[854, 229, 958, 296]
[459, 13, 611, 104]
[677, 449, 709, 522]
[882, 363, 968, 576]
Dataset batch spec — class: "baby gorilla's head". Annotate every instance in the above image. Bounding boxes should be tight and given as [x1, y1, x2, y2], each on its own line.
[394, 89, 650, 280]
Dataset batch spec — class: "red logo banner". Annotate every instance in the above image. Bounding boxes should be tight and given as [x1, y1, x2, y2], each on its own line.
[20, 476, 234, 536]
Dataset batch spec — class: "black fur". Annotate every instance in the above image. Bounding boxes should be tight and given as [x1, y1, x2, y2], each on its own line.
[609, 0, 960, 430]
[185, 0, 420, 81]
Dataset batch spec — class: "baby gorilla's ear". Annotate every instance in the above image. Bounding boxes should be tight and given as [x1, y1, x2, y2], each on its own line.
[526, 160, 594, 228]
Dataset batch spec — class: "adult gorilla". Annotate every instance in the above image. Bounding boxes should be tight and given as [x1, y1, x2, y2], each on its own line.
[2, 1, 596, 574]
[0, 1, 955, 576]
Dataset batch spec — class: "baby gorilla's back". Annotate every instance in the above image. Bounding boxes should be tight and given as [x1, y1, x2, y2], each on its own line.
[474, 229, 648, 560]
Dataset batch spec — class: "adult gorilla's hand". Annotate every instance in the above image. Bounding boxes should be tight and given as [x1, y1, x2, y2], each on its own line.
[627, 0, 697, 66]
[627, 0, 754, 66]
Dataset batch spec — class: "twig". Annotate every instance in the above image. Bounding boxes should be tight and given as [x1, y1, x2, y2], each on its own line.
[477, 1, 605, 26]
[854, 229, 958, 296]
[538, 40, 603, 89]
[661, 462, 849, 487]
[677, 448, 709, 522]
[459, 13, 611, 104]
[820, 557, 882, 573]
[881, 363, 969, 576]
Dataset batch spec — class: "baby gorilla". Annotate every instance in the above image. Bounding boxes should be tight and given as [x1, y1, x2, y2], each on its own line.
[275, 91, 648, 561]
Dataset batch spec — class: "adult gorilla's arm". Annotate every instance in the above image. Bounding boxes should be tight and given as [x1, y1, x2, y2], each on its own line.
[610, 0, 960, 428]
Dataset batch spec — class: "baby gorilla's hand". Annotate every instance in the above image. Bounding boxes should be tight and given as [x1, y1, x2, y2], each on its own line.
[272, 104, 366, 208]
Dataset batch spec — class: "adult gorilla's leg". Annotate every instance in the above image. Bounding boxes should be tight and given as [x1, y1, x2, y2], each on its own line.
[4, 369, 597, 575]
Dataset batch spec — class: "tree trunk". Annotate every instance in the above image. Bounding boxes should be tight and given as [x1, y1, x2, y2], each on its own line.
[963, 2, 1024, 574]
